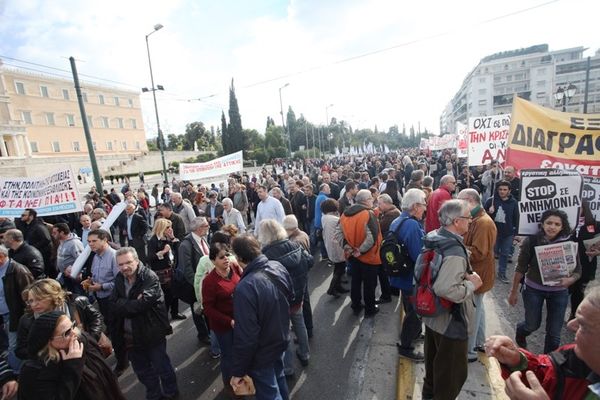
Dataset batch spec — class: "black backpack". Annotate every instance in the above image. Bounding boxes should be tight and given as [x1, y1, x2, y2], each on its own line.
[380, 218, 414, 278]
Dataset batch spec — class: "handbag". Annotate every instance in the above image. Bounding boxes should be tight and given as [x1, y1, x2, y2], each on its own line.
[155, 267, 174, 286]
[72, 308, 113, 358]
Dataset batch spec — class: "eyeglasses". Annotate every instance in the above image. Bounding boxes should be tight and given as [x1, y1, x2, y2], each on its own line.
[199, 224, 209, 228]
[53, 321, 76, 340]
[456, 216, 472, 221]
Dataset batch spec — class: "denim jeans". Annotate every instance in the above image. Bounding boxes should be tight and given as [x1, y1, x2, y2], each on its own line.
[215, 330, 233, 383]
[516, 285, 569, 353]
[249, 355, 289, 400]
[128, 339, 178, 400]
[467, 293, 486, 359]
[284, 307, 310, 374]
[209, 330, 221, 356]
[495, 235, 513, 277]
[2, 313, 20, 373]
[399, 290, 421, 350]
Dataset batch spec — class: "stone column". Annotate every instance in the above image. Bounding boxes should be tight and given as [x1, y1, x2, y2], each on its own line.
[0, 136, 7, 157]
[21, 135, 32, 156]
[12, 135, 23, 157]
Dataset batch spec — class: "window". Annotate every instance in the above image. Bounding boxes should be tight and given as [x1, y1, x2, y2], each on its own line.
[66, 114, 75, 126]
[21, 111, 32, 124]
[479, 77, 486, 83]
[15, 82, 25, 95]
[87, 116, 93, 128]
[62, 89, 70, 100]
[114, 96, 120, 106]
[478, 99, 487, 106]
[478, 88, 486, 95]
[82, 92, 88, 102]
[504, 64, 509, 70]
[514, 73, 524, 80]
[121, 141, 127, 150]
[106, 141, 113, 151]
[98, 94, 105, 105]
[72, 141, 80, 152]
[30, 142, 39, 153]
[537, 68, 547, 75]
[506, 75, 513, 82]
[92, 142, 97, 151]
[494, 76, 501, 83]
[536, 80, 546, 87]
[116, 118, 124, 129]
[45, 112, 55, 126]
[136, 141, 141, 150]
[129, 118, 137, 129]
[51, 141, 60, 152]
[537, 92, 546, 99]
[40, 85, 49, 97]
[100, 116, 109, 128]
[128, 98, 133, 107]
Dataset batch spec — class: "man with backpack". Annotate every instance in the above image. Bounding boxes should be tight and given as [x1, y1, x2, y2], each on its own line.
[419, 199, 482, 400]
[387, 189, 428, 361]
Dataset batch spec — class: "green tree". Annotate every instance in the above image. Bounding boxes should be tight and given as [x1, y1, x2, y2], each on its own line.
[228, 78, 244, 153]
[266, 116, 275, 130]
[286, 106, 298, 152]
[265, 125, 285, 149]
[166, 133, 183, 150]
[183, 121, 210, 151]
[220, 111, 229, 154]
[146, 139, 158, 151]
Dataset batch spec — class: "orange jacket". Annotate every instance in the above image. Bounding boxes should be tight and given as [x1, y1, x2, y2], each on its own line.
[340, 204, 382, 266]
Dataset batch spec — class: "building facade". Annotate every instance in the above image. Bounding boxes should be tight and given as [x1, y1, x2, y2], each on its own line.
[440, 44, 600, 134]
[0, 62, 148, 160]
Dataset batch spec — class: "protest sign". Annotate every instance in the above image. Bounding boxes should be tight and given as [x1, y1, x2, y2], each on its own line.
[467, 114, 511, 166]
[583, 176, 600, 222]
[518, 169, 583, 235]
[506, 97, 600, 177]
[419, 138, 429, 150]
[429, 134, 457, 151]
[456, 121, 468, 158]
[180, 151, 243, 181]
[0, 168, 82, 217]
[534, 242, 578, 286]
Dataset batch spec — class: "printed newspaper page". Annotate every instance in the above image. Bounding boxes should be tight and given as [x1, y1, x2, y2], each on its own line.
[534, 242, 577, 286]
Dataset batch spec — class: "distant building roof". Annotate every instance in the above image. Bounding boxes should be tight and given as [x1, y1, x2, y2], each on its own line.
[480, 44, 549, 63]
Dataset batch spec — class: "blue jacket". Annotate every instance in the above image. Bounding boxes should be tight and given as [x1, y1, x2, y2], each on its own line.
[484, 195, 518, 238]
[231, 255, 293, 377]
[314, 192, 328, 229]
[388, 212, 425, 291]
[263, 239, 310, 307]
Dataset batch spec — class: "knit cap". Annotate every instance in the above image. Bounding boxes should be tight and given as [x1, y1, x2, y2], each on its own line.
[27, 311, 65, 358]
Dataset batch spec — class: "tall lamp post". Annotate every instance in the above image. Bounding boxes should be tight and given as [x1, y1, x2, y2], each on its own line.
[554, 83, 577, 112]
[279, 83, 291, 156]
[325, 103, 334, 154]
[145, 23, 168, 184]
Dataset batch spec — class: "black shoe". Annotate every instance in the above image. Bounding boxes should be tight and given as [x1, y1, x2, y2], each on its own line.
[364, 306, 379, 317]
[171, 313, 187, 320]
[375, 297, 392, 304]
[307, 329, 313, 339]
[390, 287, 400, 297]
[468, 356, 479, 363]
[396, 344, 425, 362]
[327, 289, 341, 298]
[335, 286, 350, 293]
[161, 390, 180, 400]
[515, 333, 527, 349]
[296, 352, 309, 367]
[473, 345, 486, 353]
[351, 304, 364, 315]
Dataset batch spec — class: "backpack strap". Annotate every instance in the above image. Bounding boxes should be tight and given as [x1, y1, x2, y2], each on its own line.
[257, 268, 292, 303]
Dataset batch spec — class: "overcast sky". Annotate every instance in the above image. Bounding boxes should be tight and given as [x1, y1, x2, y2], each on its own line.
[0, 0, 597, 139]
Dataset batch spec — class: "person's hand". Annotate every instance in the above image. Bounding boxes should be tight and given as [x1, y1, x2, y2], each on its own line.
[559, 276, 577, 288]
[586, 243, 600, 257]
[508, 289, 519, 306]
[163, 244, 171, 254]
[466, 272, 482, 291]
[230, 376, 244, 390]
[352, 249, 361, 258]
[88, 283, 102, 292]
[1, 379, 18, 399]
[485, 335, 521, 367]
[505, 370, 550, 400]
[64, 265, 72, 278]
[60, 336, 84, 360]
[230, 319, 235, 328]
[488, 205, 495, 214]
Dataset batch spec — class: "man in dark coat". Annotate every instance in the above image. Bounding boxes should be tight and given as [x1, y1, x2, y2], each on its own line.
[20, 209, 54, 278]
[3, 229, 45, 279]
[118, 203, 148, 262]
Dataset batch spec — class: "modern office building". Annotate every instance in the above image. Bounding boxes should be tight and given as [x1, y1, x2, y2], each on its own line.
[440, 44, 600, 133]
[0, 61, 148, 159]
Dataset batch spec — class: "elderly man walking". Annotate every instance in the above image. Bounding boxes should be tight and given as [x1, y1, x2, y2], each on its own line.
[340, 189, 382, 317]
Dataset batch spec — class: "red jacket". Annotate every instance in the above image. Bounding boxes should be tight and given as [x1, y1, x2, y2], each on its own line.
[500, 344, 593, 400]
[425, 187, 452, 233]
[201, 267, 241, 334]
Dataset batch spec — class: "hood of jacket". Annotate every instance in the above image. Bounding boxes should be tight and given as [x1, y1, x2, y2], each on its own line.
[343, 203, 370, 217]
[262, 240, 302, 267]
[423, 227, 469, 264]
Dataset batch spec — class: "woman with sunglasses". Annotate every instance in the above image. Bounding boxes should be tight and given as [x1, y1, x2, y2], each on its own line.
[201, 241, 242, 394]
[16, 279, 105, 361]
[19, 311, 125, 400]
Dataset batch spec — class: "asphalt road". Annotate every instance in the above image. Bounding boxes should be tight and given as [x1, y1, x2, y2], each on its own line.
[117, 259, 375, 400]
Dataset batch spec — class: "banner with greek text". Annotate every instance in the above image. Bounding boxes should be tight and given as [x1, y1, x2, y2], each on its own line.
[583, 176, 600, 222]
[0, 168, 82, 217]
[180, 151, 243, 181]
[429, 134, 457, 151]
[456, 121, 468, 158]
[518, 169, 583, 235]
[467, 114, 511, 166]
[506, 97, 600, 177]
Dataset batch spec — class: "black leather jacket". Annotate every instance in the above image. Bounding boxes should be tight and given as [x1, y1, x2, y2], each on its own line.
[9, 242, 45, 279]
[2, 259, 33, 331]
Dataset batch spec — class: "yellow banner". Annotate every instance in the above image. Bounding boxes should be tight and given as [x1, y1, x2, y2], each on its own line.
[508, 97, 600, 161]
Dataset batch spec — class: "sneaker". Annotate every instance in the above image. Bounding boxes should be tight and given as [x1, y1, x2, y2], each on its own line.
[468, 356, 479, 363]
[397, 344, 425, 362]
[497, 274, 510, 284]
[364, 306, 380, 318]
[209, 351, 221, 359]
[171, 313, 187, 320]
[515, 333, 527, 349]
[296, 352, 309, 367]
[473, 345, 486, 353]
[375, 297, 392, 304]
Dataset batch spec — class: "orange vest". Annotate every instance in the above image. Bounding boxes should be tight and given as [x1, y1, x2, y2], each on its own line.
[340, 208, 382, 266]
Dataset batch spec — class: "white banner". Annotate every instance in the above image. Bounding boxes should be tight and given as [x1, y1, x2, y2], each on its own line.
[419, 138, 429, 150]
[583, 176, 600, 222]
[518, 169, 583, 235]
[0, 168, 82, 217]
[456, 121, 468, 158]
[429, 134, 457, 151]
[180, 151, 243, 181]
[467, 114, 511, 166]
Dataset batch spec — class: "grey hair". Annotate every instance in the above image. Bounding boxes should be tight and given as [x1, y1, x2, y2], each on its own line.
[282, 215, 299, 230]
[171, 192, 182, 201]
[458, 188, 481, 205]
[4, 229, 23, 243]
[93, 208, 107, 218]
[222, 198, 233, 207]
[585, 286, 600, 310]
[0, 245, 8, 256]
[258, 219, 288, 245]
[377, 194, 393, 205]
[355, 189, 372, 204]
[423, 176, 434, 187]
[270, 187, 282, 196]
[410, 170, 424, 181]
[402, 155, 412, 167]
[189, 216, 208, 232]
[401, 189, 427, 212]
[115, 246, 139, 261]
[438, 199, 469, 227]
[440, 175, 455, 186]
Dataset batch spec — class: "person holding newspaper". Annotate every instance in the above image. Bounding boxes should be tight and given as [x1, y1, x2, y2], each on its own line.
[508, 209, 581, 354]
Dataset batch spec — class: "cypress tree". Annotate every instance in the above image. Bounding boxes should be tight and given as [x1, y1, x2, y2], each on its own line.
[228, 78, 243, 153]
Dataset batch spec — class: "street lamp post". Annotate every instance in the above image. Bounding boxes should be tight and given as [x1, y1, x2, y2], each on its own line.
[279, 83, 291, 156]
[145, 23, 168, 184]
[554, 83, 577, 112]
[325, 104, 334, 154]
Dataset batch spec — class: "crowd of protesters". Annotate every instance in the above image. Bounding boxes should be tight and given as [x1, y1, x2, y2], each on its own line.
[0, 146, 597, 400]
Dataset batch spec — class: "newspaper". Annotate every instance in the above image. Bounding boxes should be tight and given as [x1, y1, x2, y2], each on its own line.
[534, 242, 578, 287]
